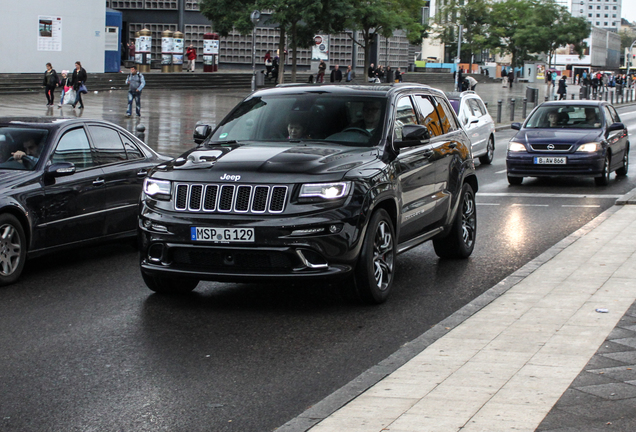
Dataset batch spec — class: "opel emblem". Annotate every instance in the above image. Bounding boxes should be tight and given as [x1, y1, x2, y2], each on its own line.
[547, 144, 555, 150]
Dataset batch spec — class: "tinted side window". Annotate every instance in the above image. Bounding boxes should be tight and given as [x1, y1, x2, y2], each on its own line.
[602, 107, 614, 125]
[467, 99, 484, 117]
[120, 133, 144, 160]
[608, 105, 621, 123]
[51, 128, 95, 169]
[434, 97, 459, 133]
[88, 125, 127, 165]
[394, 96, 418, 140]
[413, 95, 444, 137]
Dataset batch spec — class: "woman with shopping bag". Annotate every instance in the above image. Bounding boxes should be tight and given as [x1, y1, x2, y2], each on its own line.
[70, 61, 87, 109]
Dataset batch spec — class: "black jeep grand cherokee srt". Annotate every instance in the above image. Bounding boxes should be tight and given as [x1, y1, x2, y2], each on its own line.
[139, 84, 478, 303]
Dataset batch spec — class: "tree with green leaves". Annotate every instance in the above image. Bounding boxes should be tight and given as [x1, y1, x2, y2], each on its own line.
[342, 0, 425, 77]
[435, 0, 492, 70]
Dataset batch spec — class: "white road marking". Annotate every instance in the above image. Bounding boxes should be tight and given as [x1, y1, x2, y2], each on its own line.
[477, 192, 620, 199]
[495, 169, 507, 174]
[562, 205, 601, 208]
[512, 203, 549, 207]
[476, 203, 501, 206]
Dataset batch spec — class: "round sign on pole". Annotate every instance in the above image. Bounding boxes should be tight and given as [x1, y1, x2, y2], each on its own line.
[314, 35, 322, 45]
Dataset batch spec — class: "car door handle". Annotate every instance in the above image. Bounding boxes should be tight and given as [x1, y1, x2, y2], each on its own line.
[93, 178, 105, 186]
[137, 170, 148, 177]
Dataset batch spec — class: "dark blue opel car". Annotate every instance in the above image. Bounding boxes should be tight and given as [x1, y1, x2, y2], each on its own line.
[506, 100, 629, 186]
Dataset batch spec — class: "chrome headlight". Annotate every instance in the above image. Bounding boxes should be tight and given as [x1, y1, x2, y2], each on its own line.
[143, 178, 172, 200]
[299, 182, 351, 202]
[507, 141, 527, 152]
[576, 142, 601, 152]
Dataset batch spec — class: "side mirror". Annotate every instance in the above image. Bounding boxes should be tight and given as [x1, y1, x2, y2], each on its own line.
[511, 122, 522, 130]
[397, 124, 431, 148]
[193, 124, 212, 144]
[45, 162, 75, 178]
[607, 122, 625, 133]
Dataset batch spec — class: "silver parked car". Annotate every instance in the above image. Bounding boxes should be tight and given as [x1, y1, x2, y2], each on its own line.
[447, 91, 496, 164]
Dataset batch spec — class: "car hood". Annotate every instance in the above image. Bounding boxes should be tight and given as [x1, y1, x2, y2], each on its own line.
[152, 143, 380, 183]
[516, 128, 603, 145]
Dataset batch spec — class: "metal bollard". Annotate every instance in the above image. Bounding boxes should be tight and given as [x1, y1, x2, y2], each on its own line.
[544, 96, 548, 102]
[522, 97, 527, 118]
[611, 91, 614, 104]
[510, 99, 516, 122]
[604, 90, 608, 101]
[571, 93, 576, 100]
[497, 100, 502, 123]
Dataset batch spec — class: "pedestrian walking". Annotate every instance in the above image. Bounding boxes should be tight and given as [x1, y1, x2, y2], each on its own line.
[186, 44, 197, 72]
[58, 70, 71, 107]
[368, 63, 376, 82]
[128, 40, 135, 61]
[330, 65, 342, 83]
[70, 61, 87, 109]
[395, 67, 403, 83]
[125, 66, 145, 117]
[264, 50, 273, 79]
[43, 63, 58, 107]
[385, 66, 394, 83]
[557, 75, 567, 100]
[317, 60, 326, 83]
[508, 69, 515, 90]
[457, 68, 463, 91]
[345, 65, 356, 82]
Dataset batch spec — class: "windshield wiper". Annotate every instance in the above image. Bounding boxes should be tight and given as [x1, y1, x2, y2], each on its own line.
[207, 140, 239, 145]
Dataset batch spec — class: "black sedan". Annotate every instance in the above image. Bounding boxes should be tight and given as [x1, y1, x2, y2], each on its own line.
[506, 100, 629, 185]
[0, 117, 169, 285]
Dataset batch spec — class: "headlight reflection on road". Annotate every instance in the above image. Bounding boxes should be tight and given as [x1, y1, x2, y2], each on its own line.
[503, 207, 527, 249]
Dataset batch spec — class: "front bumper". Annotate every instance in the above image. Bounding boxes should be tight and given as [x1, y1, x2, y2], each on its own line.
[138, 204, 365, 282]
[506, 151, 605, 177]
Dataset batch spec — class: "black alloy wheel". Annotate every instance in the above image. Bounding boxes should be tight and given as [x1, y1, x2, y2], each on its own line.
[433, 183, 477, 259]
[595, 154, 611, 186]
[349, 208, 395, 304]
[479, 136, 495, 165]
[0, 214, 27, 286]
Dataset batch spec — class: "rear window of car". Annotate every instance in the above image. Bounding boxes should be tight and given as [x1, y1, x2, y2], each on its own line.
[449, 99, 460, 114]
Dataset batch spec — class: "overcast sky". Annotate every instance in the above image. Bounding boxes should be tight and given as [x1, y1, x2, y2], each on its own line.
[624, 1, 636, 24]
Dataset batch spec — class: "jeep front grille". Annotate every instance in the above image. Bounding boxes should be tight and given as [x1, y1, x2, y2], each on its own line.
[174, 183, 288, 214]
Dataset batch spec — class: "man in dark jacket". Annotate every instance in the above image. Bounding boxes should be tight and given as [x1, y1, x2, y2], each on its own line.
[43, 63, 58, 107]
[330, 65, 342, 83]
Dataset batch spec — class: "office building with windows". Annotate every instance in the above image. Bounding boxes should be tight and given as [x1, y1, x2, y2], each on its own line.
[571, 0, 622, 32]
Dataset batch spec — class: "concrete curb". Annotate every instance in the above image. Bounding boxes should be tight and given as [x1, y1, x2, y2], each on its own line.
[275, 191, 636, 431]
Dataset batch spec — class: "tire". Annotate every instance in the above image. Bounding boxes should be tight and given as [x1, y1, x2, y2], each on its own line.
[479, 136, 495, 165]
[0, 214, 27, 286]
[616, 147, 629, 177]
[142, 272, 199, 294]
[348, 209, 395, 304]
[433, 183, 477, 259]
[507, 175, 523, 185]
[595, 154, 611, 186]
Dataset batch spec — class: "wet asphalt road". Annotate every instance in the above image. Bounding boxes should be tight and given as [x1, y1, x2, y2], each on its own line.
[0, 88, 635, 431]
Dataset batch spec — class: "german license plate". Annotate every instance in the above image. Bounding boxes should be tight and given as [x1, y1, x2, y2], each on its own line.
[534, 157, 566, 164]
[191, 227, 255, 242]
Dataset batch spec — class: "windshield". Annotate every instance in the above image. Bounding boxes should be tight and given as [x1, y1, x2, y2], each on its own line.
[209, 94, 387, 147]
[0, 127, 49, 170]
[525, 106, 602, 129]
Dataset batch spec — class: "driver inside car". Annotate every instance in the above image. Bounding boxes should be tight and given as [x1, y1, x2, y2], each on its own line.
[11, 138, 42, 169]
[351, 100, 382, 133]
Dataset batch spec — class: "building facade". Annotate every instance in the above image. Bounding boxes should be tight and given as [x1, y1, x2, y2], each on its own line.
[571, 0, 622, 32]
[107, 0, 412, 72]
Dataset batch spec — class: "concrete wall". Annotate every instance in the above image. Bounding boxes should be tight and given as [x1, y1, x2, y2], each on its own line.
[0, 0, 106, 73]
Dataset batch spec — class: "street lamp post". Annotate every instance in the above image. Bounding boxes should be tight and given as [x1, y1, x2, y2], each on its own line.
[251, 10, 261, 92]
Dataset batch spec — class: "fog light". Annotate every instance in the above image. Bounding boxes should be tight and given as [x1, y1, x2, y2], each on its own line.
[148, 244, 164, 262]
[143, 219, 152, 228]
[329, 225, 340, 233]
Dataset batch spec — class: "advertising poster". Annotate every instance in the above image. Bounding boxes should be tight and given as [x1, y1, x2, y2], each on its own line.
[311, 35, 329, 61]
[138, 36, 151, 53]
[37, 16, 62, 51]
[203, 39, 214, 55]
[173, 37, 184, 54]
[162, 37, 173, 53]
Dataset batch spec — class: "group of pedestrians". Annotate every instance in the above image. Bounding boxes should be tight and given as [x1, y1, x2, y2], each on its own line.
[367, 63, 402, 83]
[42, 61, 87, 109]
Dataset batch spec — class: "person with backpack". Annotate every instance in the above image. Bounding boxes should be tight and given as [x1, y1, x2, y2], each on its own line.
[43, 63, 59, 107]
[125, 66, 145, 117]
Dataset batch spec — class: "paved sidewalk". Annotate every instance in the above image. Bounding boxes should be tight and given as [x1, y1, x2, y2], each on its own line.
[278, 198, 636, 432]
